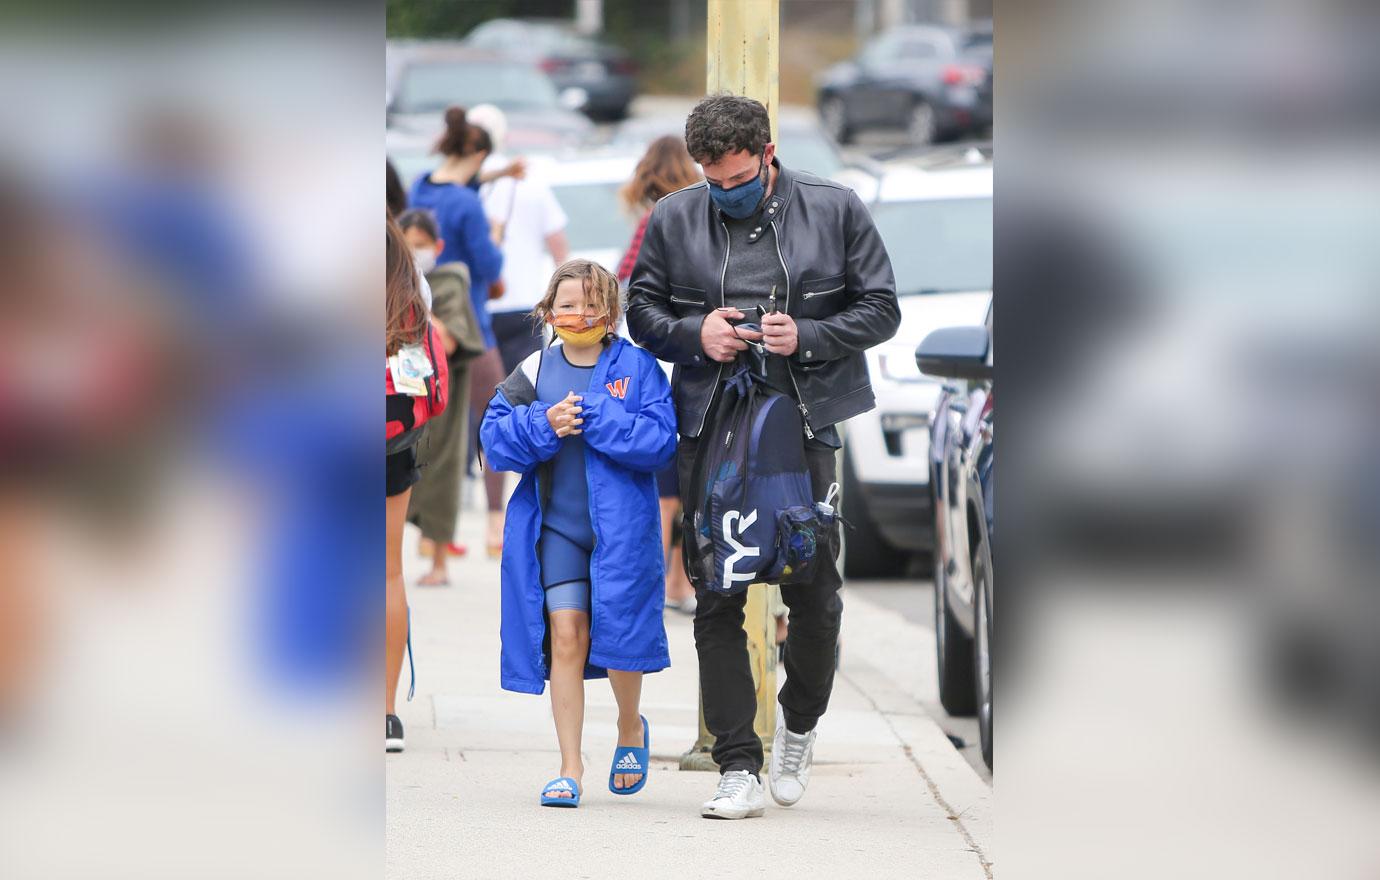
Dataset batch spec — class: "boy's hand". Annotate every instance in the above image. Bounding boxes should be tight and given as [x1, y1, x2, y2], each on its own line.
[545, 391, 583, 437]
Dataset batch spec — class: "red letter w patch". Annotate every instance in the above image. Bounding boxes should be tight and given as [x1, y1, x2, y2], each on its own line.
[605, 376, 630, 399]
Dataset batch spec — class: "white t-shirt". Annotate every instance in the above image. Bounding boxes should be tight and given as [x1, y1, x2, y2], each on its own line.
[480, 154, 568, 314]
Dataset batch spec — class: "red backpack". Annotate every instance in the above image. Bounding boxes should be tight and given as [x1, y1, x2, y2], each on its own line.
[386, 319, 449, 452]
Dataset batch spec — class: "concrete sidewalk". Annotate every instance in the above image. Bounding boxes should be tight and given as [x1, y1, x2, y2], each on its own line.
[388, 500, 992, 879]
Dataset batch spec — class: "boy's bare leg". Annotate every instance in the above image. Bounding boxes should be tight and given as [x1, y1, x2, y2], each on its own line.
[607, 670, 645, 789]
[547, 609, 589, 797]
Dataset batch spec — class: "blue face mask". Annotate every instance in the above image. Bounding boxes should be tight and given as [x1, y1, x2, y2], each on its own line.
[708, 156, 767, 220]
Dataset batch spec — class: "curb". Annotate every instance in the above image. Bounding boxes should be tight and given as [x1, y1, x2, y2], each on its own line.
[839, 589, 994, 877]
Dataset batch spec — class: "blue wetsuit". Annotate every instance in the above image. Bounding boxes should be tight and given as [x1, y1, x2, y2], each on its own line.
[536, 346, 597, 612]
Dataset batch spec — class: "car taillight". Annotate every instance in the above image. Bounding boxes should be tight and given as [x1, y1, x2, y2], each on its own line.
[943, 64, 985, 86]
[539, 58, 567, 73]
[610, 58, 637, 75]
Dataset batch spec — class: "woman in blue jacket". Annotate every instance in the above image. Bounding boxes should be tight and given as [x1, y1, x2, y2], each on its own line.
[410, 106, 510, 555]
[481, 260, 677, 809]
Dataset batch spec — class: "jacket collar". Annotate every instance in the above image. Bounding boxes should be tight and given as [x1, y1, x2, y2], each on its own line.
[762, 157, 795, 224]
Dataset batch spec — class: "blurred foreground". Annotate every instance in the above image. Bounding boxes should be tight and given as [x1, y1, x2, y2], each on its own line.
[1000, 2, 1380, 878]
[0, 11, 380, 878]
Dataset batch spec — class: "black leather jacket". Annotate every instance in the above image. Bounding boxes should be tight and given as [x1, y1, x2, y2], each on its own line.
[626, 159, 900, 438]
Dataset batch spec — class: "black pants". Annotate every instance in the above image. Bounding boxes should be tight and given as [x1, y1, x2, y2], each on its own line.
[677, 437, 844, 775]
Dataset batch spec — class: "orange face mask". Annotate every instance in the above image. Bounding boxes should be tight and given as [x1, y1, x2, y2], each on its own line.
[549, 313, 609, 345]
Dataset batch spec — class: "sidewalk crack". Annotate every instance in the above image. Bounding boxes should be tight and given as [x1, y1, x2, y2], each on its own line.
[839, 668, 993, 880]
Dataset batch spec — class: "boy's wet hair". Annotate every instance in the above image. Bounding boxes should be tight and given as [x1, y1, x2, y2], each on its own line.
[533, 259, 623, 331]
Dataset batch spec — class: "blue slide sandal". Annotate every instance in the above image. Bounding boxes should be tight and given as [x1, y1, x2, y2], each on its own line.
[540, 777, 581, 808]
[609, 715, 650, 796]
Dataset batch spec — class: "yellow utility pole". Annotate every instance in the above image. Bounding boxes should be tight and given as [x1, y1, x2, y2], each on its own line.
[680, 0, 781, 773]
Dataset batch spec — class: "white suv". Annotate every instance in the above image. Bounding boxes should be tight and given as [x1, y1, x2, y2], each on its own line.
[841, 157, 992, 578]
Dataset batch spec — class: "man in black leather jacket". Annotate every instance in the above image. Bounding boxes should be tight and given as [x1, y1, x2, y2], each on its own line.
[627, 95, 899, 819]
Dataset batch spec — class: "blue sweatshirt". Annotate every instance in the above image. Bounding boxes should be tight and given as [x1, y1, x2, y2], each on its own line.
[409, 174, 504, 348]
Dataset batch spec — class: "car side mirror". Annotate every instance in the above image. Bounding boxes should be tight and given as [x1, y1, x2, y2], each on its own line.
[916, 325, 991, 381]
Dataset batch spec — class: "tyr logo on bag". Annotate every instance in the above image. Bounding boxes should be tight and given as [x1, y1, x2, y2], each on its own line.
[721, 509, 760, 589]
[605, 376, 631, 399]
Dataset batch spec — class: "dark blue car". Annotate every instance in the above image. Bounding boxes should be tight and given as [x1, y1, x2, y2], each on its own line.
[917, 307, 993, 769]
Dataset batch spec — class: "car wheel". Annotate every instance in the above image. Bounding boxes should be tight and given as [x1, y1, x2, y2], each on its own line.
[840, 445, 908, 579]
[972, 525, 993, 768]
[935, 552, 977, 716]
[907, 100, 938, 146]
[820, 96, 853, 145]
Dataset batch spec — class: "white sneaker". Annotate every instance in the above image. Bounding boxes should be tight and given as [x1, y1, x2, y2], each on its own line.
[700, 770, 766, 819]
[769, 709, 817, 806]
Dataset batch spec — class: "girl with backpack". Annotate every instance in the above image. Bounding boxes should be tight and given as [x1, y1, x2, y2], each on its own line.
[385, 210, 449, 753]
[480, 259, 677, 808]
[397, 209, 487, 586]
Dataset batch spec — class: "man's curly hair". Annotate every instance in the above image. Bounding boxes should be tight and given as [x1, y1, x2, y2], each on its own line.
[684, 94, 772, 164]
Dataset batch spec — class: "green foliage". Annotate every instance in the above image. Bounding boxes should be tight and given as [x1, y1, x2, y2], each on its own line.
[387, 0, 567, 39]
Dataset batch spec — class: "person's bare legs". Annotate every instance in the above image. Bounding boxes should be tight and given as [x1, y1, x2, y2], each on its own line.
[659, 498, 694, 606]
[468, 348, 508, 557]
[547, 609, 589, 797]
[484, 477, 505, 557]
[0, 503, 41, 721]
[607, 670, 646, 790]
[659, 497, 676, 561]
[385, 489, 411, 715]
[417, 538, 448, 586]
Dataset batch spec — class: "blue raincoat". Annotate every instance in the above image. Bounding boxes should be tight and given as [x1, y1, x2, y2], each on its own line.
[480, 337, 678, 694]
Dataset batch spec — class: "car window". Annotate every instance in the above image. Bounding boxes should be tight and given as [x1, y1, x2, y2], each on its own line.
[393, 62, 559, 113]
[859, 34, 900, 67]
[898, 38, 940, 60]
[550, 181, 637, 252]
[870, 196, 992, 295]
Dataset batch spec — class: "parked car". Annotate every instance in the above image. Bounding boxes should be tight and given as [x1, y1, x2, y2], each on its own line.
[385, 43, 593, 157]
[918, 310, 994, 769]
[611, 107, 883, 202]
[839, 155, 991, 577]
[816, 22, 993, 145]
[466, 18, 637, 121]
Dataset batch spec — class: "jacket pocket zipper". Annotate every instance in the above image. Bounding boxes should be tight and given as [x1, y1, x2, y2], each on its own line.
[669, 295, 704, 307]
[803, 284, 844, 299]
[771, 221, 816, 441]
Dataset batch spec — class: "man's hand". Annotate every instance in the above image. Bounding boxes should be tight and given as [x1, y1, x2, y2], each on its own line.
[545, 391, 583, 437]
[701, 308, 763, 363]
[761, 312, 799, 356]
